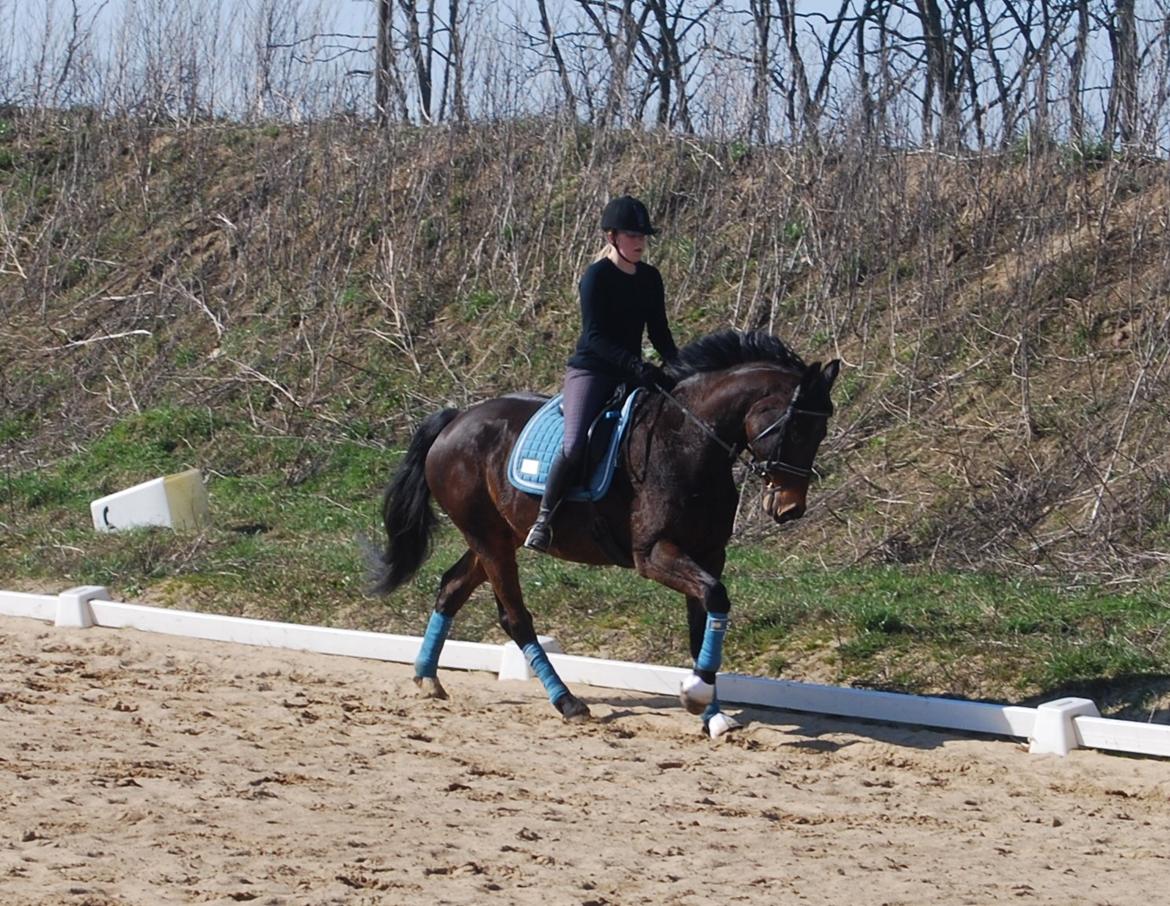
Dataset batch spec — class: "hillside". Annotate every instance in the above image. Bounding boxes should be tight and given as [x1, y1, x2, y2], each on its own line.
[5, 114, 1168, 569]
[2, 112, 1169, 706]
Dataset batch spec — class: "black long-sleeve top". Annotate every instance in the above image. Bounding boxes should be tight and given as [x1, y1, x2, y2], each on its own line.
[567, 258, 679, 380]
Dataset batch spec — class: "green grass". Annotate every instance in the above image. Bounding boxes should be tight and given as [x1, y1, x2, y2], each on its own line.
[2, 407, 1169, 714]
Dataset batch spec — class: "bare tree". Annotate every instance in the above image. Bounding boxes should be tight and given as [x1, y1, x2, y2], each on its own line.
[3, 0, 1162, 154]
[376, 0, 394, 122]
[913, 0, 962, 147]
[1145, 0, 1170, 148]
[399, 0, 436, 121]
[975, 0, 1080, 148]
[1067, 0, 1090, 144]
[1104, 0, 1139, 148]
[770, 0, 856, 144]
[854, 0, 875, 140]
[370, 0, 465, 124]
[971, 0, 1008, 146]
[852, 0, 911, 145]
[639, 0, 719, 132]
[0, 0, 15, 107]
[573, 0, 652, 127]
[52, 1, 110, 107]
[775, 0, 814, 140]
[747, 0, 773, 143]
[445, 0, 466, 123]
[371, 0, 415, 123]
[534, 0, 577, 117]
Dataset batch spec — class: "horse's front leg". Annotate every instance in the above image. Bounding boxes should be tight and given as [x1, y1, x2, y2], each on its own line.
[636, 541, 742, 738]
[483, 549, 591, 723]
[685, 595, 742, 738]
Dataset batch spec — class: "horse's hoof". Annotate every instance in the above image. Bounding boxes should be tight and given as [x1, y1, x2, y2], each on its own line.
[412, 675, 448, 700]
[555, 693, 592, 723]
[679, 674, 715, 715]
[705, 711, 742, 740]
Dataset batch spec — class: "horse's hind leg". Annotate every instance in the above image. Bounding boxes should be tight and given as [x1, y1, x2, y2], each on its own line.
[482, 549, 591, 723]
[414, 549, 486, 699]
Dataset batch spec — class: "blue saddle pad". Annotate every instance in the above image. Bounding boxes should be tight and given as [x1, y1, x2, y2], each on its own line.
[507, 389, 643, 501]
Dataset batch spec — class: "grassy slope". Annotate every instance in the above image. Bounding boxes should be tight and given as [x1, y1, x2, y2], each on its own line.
[2, 113, 1169, 715]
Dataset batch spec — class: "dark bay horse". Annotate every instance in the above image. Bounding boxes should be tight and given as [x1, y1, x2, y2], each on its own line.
[373, 329, 840, 737]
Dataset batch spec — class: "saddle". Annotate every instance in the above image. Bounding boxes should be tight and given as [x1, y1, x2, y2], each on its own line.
[507, 387, 643, 502]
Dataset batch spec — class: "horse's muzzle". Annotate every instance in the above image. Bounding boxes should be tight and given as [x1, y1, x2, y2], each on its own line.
[763, 485, 807, 523]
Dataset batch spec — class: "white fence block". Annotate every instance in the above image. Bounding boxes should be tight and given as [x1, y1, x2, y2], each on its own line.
[55, 585, 109, 628]
[1029, 697, 1101, 755]
[91, 468, 209, 532]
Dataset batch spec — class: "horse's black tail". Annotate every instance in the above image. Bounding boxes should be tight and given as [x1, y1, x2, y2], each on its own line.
[370, 408, 460, 596]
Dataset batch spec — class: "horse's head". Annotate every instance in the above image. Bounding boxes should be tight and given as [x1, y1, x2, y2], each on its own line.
[743, 360, 840, 523]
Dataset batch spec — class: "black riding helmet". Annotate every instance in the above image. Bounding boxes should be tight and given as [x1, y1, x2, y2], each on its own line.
[600, 195, 658, 235]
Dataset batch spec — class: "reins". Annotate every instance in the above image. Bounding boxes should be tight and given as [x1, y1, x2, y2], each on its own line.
[652, 380, 831, 481]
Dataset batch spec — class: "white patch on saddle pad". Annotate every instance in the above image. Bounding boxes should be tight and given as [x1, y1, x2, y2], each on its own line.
[520, 458, 541, 477]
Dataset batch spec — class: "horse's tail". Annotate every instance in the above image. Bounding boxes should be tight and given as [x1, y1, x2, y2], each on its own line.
[370, 408, 460, 596]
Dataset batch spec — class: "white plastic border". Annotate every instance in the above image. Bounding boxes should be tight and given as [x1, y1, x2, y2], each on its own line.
[3, 585, 1168, 759]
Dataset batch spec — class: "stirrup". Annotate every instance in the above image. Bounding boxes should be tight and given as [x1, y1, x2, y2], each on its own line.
[524, 517, 552, 552]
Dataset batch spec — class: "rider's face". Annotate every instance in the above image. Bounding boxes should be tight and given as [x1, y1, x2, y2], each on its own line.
[613, 230, 646, 262]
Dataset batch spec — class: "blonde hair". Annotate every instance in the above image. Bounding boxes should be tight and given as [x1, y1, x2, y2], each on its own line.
[594, 229, 616, 262]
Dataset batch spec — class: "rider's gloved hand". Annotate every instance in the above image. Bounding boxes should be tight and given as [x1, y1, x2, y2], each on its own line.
[634, 361, 676, 391]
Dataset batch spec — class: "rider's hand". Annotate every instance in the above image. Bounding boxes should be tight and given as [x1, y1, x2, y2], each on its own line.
[635, 361, 675, 391]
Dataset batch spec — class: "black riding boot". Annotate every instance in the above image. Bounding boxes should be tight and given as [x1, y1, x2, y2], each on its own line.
[524, 449, 578, 552]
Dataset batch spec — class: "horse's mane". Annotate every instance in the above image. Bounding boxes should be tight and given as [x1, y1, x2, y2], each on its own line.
[669, 329, 806, 379]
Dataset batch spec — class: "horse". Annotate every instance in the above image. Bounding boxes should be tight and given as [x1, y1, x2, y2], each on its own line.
[372, 329, 840, 737]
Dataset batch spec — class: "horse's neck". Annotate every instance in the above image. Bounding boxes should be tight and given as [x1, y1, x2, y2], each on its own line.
[679, 366, 793, 442]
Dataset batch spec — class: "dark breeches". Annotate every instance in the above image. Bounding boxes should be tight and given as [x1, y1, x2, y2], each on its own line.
[560, 366, 620, 461]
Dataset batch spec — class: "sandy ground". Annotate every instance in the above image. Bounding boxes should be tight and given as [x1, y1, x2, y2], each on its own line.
[2, 615, 1168, 906]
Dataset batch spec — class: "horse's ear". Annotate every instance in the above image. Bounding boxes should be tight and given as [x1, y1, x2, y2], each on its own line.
[803, 361, 822, 385]
[822, 359, 841, 385]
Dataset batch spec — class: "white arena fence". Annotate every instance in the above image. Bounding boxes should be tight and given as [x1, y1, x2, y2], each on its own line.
[3, 585, 1169, 760]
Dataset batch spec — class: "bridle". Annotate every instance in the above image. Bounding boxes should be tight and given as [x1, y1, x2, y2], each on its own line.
[654, 380, 832, 482]
[744, 383, 834, 478]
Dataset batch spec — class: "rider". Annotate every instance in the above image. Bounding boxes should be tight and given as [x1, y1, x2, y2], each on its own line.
[524, 194, 681, 552]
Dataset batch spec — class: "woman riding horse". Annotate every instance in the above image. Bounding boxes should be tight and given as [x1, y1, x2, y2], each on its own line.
[525, 194, 680, 553]
[373, 328, 840, 739]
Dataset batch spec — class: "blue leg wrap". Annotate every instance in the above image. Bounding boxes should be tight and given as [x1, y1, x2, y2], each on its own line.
[702, 697, 723, 724]
[522, 641, 570, 705]
[695, 612, 730, 674]
[415, 611, 453, 678]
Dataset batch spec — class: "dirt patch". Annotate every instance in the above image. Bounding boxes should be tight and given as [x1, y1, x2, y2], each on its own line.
[3, 615, 1168, 905]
